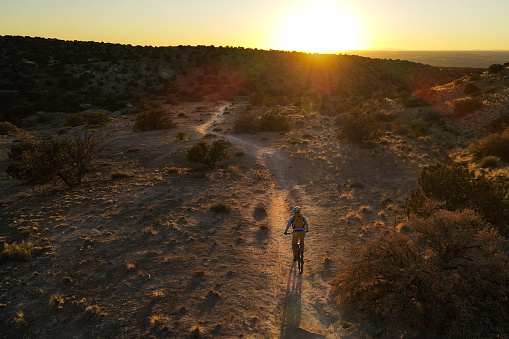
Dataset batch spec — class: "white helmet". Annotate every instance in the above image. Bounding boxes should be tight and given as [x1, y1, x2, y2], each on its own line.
[294, 206, 301, 213]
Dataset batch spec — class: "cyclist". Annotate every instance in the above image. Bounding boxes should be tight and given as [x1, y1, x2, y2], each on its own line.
[284, 206, 309, 261]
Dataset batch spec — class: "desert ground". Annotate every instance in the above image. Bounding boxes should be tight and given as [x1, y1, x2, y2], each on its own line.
[0, 89, 464, 339]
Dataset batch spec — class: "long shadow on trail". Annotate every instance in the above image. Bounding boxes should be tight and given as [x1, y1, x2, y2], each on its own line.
[279, 264, 326, 339]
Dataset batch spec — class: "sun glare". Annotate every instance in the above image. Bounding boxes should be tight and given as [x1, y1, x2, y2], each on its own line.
[273, 1, 364, 53]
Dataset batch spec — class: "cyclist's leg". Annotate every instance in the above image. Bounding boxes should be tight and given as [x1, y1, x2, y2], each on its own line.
[298, 231, 306, 253]
[291, 232, 299, 260]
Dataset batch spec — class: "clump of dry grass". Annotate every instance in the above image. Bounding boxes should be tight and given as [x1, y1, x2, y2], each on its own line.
[13, 310, 25, 325]
[209, 202, 232, 213]
[49, 294, 64, 307]
[149, 314, 166, 326]
[358, 205, 372, 214]
[1, 241, 33, 261]
[141, 226, 157, 235]
[84, 304, 106, 318]
[153, 290, 165, 298]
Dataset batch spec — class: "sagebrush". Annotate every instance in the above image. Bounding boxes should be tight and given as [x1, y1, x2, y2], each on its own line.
[337, 113, 382, 142]
[186, 140, 230, 169]
[133, 102, 176, 131]
[406, 162, 509, 236]
[7, 131, 98, 187]
[330, 210, 509, 338]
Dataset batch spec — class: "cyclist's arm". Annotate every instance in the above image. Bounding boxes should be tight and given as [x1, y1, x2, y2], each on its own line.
[303, 216, 309, 232]
[284, 216, 294, 233]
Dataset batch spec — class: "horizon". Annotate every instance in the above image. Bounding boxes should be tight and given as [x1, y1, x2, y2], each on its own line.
[4, 35, 509, 54]
[1, 0, 509, 53]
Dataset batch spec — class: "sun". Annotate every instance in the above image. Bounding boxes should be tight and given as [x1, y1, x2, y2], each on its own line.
[272, 1, 364, 53]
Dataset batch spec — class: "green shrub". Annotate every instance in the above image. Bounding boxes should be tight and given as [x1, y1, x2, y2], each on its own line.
[7, 131, 98, 187]
[330, 209, 509, 338]
[1, 241, 34, 261]
[404, 189, 436, 218]
[415, 88, 437, 105]
[249, 92, 268, 106]
[470, 129, 509, 163]
[453, 97, 483, 115]
[489, 111, 509, 132]
[489, 63, 505, 73]
[82, 111, 110, 126]
[7, 137, 60, 185]
[0, 121, 22, 135]
[414, 163, 509, 236]
[65, 114, 87, 127]
[480, 155, 501, 168]
[259, 109, 290, 132]
[403, 96, 428, 108]
[469, 73, 481, 81]
[175, 131, 186, 140]
[418, 163, 473, 210]
[409, 120, 431, 136]
[186, 140, 230, 169]
[232, 112, 259, 134]
[133, 102, 176, 131]
[464, 82, 479, 95]
[301, 94, 322, 113]
[65, 111, 110, 127]
[338, 113, 382, 143]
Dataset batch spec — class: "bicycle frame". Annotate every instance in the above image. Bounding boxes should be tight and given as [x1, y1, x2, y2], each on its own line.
[284, 232, 304, 274]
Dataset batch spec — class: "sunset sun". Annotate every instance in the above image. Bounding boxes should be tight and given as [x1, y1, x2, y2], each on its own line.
[273, 1, 364, 53]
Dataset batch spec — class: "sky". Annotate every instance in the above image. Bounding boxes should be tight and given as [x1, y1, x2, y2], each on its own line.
[1, 0, 509, 53]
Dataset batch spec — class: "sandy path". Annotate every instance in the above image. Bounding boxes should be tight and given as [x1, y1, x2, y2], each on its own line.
[197, 105, 344, 338]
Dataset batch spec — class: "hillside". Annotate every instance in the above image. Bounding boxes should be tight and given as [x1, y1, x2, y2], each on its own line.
[1, 36, 468, 123]
[1, 37, 509, 338]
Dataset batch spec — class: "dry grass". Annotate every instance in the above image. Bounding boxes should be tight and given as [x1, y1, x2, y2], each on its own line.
[153, 290, 165, 298]
[49, 294, 64, 307]
[141, 226, 157, 235]
[209, 202, 232, 213]
[13, 310, 25, 325]
[149, 314, 166, 326]
[1, 241, 33, 261]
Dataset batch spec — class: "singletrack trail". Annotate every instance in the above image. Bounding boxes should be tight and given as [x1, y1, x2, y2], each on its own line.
[198, 104, 355, 338]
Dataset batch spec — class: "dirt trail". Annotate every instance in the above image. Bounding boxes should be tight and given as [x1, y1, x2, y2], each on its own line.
[198, 106, 346, 338]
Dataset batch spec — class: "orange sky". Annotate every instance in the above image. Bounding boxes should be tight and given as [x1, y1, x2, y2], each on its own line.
[1, 0, 509, 52]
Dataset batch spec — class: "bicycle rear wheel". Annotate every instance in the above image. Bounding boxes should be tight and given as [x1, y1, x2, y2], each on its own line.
[297, 246, 304, 274]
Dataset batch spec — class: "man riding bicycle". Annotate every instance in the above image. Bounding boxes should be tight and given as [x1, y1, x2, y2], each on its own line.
[284, 206, 309, 261]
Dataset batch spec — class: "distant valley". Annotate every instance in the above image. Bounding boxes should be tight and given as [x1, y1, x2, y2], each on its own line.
[347, 50, 509, 68]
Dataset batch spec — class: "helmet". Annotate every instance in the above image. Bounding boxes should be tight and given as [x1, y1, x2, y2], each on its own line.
[294, 206, 301, 213]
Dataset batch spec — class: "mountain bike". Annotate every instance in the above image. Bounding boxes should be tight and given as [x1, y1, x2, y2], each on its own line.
[284, 232, 304, 274]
